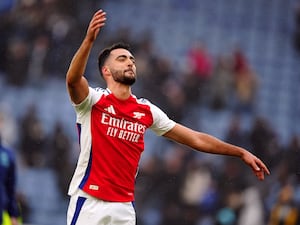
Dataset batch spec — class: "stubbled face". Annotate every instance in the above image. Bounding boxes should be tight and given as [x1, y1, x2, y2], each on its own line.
[105, 48, 137, 85]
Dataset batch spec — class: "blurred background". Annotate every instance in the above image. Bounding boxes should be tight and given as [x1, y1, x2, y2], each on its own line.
[0, 0, 300, 224]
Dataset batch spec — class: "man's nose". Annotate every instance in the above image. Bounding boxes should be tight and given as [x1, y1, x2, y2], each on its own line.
[127, 60, 134, 67]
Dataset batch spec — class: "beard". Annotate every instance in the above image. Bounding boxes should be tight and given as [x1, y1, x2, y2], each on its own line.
[111, 69, 136, 85]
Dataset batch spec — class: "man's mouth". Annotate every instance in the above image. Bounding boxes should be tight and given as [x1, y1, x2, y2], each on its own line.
[125, 69, 134, 75]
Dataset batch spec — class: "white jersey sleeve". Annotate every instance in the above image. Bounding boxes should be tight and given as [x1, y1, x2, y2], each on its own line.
[73, 87, 103, 120]
[148, 103, 176, 136]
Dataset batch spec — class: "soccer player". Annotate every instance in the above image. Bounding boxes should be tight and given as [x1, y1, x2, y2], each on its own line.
[0, 136, 20, 225]
[65, 9, 270, 225]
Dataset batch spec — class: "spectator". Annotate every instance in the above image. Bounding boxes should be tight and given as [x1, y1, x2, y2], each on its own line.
[180, 159, 218, 224]
[186, 40, 213, 81]
[135, 155, 164, 225]
[209, 54, 235, 110]
[159, 78, 186, 122]
[248, 117, 276, 168]
[232, 47, 259, 113]
[215, 189, 242, 225]
[27, 34, 51, 84]
[19, 104, 47, 168]
[283, 135, 300, 177]
[232, 46, 249, 75]
[48, 121, 74, 198]
[293, 2, 300, 53]
[234, 65, 259, 113]
[237, 186, 265, 225]
[0, 107, 18, 148]
[158, 146, 187, 225]
[183, 40, 213, 105]
[267, 183, 299, 225]
[225, 114, 249, 149]
[5, 38, 30, 86]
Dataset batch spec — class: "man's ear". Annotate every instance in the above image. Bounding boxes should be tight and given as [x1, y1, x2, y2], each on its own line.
[102, 66, 110, 76]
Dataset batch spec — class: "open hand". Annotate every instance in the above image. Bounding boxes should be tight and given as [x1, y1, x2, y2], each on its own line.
[86, 9, 107, 42]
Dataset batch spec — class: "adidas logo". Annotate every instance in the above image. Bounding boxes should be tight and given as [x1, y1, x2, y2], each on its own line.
[104, 105, 116, 115]
[133, 112, 145, 119]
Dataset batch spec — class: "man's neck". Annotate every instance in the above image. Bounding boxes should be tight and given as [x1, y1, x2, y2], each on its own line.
[107, 84, 132, 100]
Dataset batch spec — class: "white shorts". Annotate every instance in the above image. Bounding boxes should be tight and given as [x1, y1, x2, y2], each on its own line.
[67, 189, 136, 225]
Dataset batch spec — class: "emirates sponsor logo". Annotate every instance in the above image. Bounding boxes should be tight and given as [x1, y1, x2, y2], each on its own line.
[101, 112, 146, 143]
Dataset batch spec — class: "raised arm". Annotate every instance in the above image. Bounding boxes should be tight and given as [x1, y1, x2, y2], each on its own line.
[163, 123, 270, 180]
[66, 9, 106, 104]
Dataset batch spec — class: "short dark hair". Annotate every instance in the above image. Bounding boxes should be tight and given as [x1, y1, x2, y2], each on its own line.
[98, 42, 131, 76]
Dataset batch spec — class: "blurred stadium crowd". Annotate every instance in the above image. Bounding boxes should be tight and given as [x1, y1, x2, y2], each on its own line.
[0, 0, 300, 225]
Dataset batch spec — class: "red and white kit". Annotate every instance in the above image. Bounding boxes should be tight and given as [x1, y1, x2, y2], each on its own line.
[67, 87, 175, 220]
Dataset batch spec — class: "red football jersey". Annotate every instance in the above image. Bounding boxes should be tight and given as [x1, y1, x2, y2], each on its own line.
[68, 87, 176, 202]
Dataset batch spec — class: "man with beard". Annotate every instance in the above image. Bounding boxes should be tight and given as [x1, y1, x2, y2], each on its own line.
[65, 9, 270, 225]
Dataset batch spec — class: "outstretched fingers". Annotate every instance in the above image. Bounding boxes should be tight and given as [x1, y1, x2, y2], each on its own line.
[92, 9, 107, 28]
[87, 9, 107, 41]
